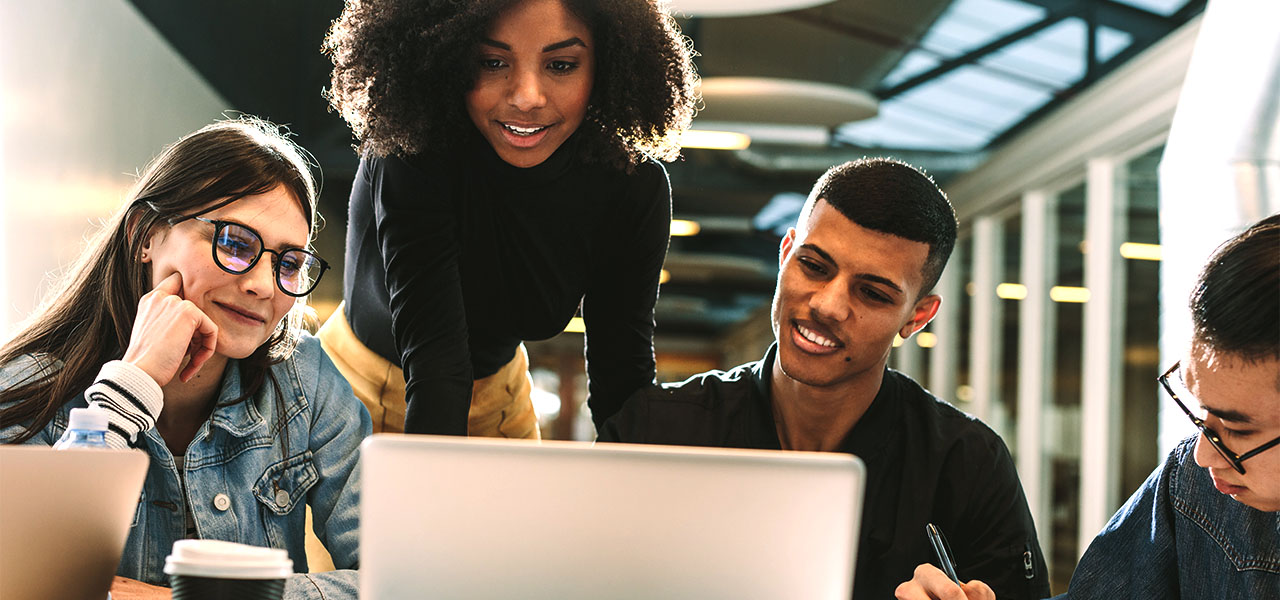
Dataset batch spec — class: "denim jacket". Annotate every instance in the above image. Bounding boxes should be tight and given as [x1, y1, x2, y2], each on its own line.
[1056, 437, 1280, 599]
[0, 335, 371, 600]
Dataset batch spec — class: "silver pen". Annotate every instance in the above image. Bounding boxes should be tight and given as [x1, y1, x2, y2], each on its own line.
[926, 522, 961, 584]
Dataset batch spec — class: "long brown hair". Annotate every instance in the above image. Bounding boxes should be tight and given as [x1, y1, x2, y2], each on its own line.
[0, 117, 320, 443]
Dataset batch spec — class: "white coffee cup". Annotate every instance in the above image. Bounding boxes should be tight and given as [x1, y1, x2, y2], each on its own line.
[164, 540, 293, 600]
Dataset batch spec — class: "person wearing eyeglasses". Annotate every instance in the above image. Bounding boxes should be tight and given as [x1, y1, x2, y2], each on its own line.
[895, 214, 1280, 600]
[0, 118, 369, 600]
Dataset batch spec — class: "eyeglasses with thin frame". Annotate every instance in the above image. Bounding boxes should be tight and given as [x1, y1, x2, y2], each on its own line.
[1159, 361, 1280, 475]
[173, 216, 329, 297]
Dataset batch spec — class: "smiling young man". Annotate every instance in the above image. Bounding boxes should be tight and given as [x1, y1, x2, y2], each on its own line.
[896, 215, 1280, 600]
[599, 158, 1050, 600]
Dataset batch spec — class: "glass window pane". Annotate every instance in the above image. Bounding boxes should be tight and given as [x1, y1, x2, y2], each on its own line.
[1049, 182, 1086, 590]
[998, 211, 1022, 448]
[1120, 145, 1163, 495]
[954, 236, 974, 408]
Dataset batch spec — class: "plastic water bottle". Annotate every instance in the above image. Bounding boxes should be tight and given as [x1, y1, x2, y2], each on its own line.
[54, 402, 110, 449]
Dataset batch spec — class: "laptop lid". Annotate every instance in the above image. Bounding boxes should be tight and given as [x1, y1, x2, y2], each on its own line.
[0, 446, 148, 600]
[361, 434, 864, 600]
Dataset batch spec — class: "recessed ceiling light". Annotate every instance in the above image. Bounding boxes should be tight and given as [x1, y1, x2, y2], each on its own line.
[680, 129, 751, 150]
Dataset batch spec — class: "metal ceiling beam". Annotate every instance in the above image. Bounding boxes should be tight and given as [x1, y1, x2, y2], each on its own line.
[985, 0, 1205, 149]
[1018, 0, 1176, 37]
[875, 10, 1073, 99]
[782, 3, 1077, 94]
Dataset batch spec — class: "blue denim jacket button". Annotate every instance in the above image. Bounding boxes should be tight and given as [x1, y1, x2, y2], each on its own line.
[274, 489, 290, 509]
[213, 493, 231, 511]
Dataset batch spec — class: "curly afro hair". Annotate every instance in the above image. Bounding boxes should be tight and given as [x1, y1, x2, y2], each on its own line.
[324, 0, 699, 171]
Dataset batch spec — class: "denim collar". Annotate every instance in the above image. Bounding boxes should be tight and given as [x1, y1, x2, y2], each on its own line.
[205, 358, 304, 439]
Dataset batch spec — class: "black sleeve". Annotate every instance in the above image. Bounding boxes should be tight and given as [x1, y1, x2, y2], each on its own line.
[581, 163, 671, 432]
[948, 431, 1052, 600]
[367, 155, 472, 435]
[595, 387, 653, 443]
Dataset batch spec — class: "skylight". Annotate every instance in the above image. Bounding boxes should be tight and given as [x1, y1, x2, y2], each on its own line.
[834, 0, 1190, 153]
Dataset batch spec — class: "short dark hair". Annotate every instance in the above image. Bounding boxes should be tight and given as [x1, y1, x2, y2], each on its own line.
[323, 0, 698, 171]
[1190, 213, 1279, 361]
[803, 158, 958, 295]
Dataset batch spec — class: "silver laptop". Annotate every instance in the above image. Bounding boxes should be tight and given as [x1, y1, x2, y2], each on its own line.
[360, 434, 865, 600]
[0, 445, 148, 600]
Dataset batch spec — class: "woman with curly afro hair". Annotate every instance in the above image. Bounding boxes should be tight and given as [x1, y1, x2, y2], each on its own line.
[320, 0, 698, 438]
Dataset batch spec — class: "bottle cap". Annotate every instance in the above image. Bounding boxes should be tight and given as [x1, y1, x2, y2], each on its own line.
[66, 403, 109, 432]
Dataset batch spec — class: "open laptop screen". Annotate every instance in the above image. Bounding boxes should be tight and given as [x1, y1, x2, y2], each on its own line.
[360, 434, 864, 600]
[0, 446, 147, 600]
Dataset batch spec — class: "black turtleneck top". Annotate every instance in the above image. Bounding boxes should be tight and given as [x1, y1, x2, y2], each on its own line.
[342, 133, 671, 435]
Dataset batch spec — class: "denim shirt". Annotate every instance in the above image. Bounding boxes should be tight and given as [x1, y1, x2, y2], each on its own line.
[1056, 437, 1280, 599]
[0, 335, 371, 600]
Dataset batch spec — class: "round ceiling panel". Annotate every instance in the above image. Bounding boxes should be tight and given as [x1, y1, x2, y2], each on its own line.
[695, 77, 879, 127]
[667, 0, 836, 18]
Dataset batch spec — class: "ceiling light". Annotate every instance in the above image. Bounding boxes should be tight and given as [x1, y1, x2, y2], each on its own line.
[892, 334, 904, 348]
[563, 317, 585, 334]
[1119, 242, 1162, 261]
[659, 269, 672, 284]
[693, 121, 830, 147]
[680, 129, 751, 150]
[915, 332, 938, 348]
[996, 283, 1028, 300]
[667, 0, 836, 18]
[1050, 286, 1091, 303]
[670, 219, 702, 236]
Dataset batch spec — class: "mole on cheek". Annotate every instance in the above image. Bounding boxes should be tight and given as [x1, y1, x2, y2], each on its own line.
[845, 357, 851, 362]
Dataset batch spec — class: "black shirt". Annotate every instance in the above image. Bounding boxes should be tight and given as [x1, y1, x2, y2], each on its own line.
[344, 133, 671, 434]
[599, 344, 1051, 600]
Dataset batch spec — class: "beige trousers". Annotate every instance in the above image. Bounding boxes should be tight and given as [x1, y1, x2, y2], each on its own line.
[317, 303, 540, 439]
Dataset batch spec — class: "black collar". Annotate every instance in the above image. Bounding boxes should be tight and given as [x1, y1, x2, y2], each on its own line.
[749, 342, 901, 460]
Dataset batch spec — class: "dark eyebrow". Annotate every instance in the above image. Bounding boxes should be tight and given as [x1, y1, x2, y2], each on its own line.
[799, 243, 904, 294]
[856, 273, 905, 294]
[211, 218, 308, 251]
[479, 37, 587, 53]
[543, 37, 587, 52]
[1203, 405, 1255, 425]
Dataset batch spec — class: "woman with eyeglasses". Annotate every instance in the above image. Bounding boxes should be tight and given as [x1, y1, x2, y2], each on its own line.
[321, 0, 698, 437]
[0, 119, 368, 600]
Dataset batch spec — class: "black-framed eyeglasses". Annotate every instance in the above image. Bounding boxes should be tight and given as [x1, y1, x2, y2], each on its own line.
[177, 216, 329, 297]
[1159, 361, 1280, 475]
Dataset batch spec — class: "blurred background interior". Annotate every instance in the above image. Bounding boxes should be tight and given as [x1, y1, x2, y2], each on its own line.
[2, 0, 1276, 592]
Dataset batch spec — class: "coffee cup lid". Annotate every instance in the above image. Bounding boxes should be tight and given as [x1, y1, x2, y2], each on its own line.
[164, 540, 293, 579]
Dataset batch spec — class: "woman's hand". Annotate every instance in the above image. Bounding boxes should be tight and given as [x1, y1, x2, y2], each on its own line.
[895, 564, 996, 600]
[122, 272, 218, 386]
[109, 576, 172, 599]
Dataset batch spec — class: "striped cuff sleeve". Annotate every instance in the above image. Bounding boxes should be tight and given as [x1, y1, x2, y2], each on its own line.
[84, 360, 164, 449]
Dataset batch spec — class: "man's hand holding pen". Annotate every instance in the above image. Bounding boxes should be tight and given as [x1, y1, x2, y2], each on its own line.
[895, 524, 998, 600]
